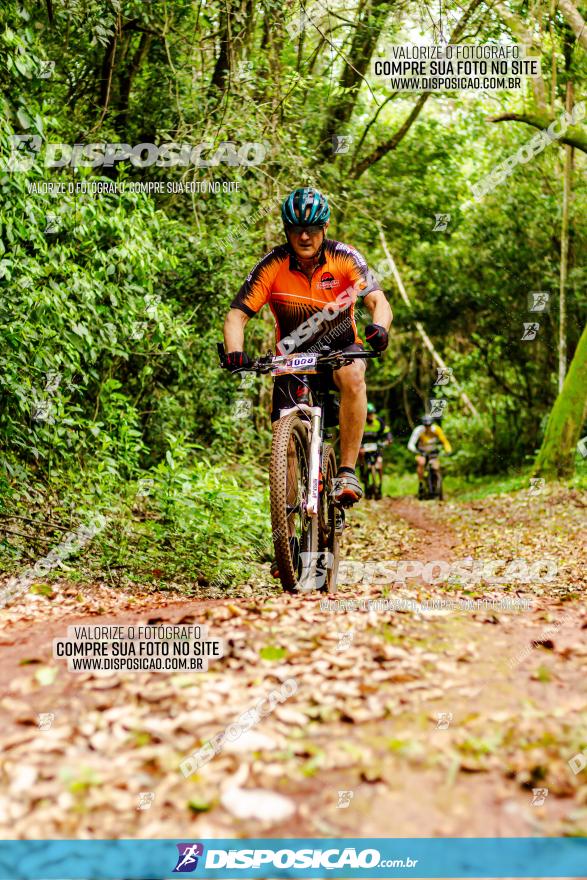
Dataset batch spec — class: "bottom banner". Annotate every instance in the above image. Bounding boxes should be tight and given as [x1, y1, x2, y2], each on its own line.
[0, 838, 585, 879]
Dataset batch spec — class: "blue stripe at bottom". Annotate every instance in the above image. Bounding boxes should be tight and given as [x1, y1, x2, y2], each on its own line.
[0, 838, 585, 879]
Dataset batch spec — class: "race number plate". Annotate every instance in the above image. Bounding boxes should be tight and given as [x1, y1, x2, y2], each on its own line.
[272, 354, 318, 376]
[363, 442, 379, 453]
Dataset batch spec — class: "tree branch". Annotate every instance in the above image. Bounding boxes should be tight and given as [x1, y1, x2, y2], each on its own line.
[351, 91, 398, 164]
[352, 92, 430, 177]
[352, 0, 485, 178]
[489, 111, 587, 152]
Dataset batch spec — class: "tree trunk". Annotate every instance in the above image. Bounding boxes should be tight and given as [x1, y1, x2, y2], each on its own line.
[534, 321, 587, 478]
[209, 0, 255, 97]
[378, 224, 480, 418]
[318, 0, 391, 161]
[557, 0, 587, 51]
[115, 32, 153, 134]
[558, 81, 574, 391]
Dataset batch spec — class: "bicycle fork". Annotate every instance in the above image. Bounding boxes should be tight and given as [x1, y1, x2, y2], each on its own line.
[306, 406, 322, 517]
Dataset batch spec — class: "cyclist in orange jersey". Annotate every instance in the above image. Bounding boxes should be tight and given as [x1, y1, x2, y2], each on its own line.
[222, 186, 392, 507]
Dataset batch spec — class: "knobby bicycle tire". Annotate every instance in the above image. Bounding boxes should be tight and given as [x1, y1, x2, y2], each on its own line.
[320, 443, 340, 594]
[270, 413, 318, 592]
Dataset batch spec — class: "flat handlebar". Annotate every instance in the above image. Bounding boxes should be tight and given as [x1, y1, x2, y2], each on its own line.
[217, 342, 380, 373]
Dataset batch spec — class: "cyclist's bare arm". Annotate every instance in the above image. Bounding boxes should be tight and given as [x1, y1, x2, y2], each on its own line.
[223, 307, 250, 352]
[434, 424, 453, 453]
[364, 289, 393, 330]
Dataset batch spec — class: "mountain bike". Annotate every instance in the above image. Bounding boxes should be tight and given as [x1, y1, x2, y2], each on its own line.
[359, 441, 384, 500]
[218, 344, 379, 593]
[418, 450, 443, 501]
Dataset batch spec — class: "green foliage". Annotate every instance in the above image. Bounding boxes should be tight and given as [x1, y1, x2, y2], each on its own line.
[0, 0, 585, 582]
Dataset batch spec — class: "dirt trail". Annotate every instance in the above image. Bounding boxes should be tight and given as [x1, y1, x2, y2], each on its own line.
[0, 487, 586, 839]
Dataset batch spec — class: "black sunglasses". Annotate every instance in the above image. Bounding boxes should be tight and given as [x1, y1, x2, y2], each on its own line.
[288, 225, 325, 235]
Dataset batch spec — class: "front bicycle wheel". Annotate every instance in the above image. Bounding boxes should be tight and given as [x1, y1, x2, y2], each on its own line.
[429, 466, 440, 499]
[270, 413, 318, 592]
[364, 463, 374, 499]
[319, 444, 340, 594]
[375, 468, 383, 500]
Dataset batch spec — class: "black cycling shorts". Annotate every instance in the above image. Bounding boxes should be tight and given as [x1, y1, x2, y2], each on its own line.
[271, 343, 364, 423]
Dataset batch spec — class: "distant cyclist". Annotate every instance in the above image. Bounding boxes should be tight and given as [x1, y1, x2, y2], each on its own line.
[359, 403, 392, 483]
[407, 415, 452, 492]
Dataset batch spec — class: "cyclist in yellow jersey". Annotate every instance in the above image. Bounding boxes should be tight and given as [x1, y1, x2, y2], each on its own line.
[407, 414, 452, 489]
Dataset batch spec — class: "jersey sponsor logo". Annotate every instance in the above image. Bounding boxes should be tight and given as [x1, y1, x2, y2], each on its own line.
[317, 271, 341, 290]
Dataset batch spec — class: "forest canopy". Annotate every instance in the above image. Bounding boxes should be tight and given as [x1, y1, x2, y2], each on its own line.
[0, 0, 585, 583]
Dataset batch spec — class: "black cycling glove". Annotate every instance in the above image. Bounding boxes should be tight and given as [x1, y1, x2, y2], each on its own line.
[365, 323, 389, 352]
[224, 351, 252, 372]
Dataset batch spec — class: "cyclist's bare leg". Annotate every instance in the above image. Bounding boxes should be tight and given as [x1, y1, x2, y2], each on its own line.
[375, 454, 384, 487]
[416, 455, 425, 480]
[332, 360, 367, 469]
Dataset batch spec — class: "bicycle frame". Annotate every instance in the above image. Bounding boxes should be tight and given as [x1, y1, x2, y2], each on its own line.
[218, 342, 378, 516]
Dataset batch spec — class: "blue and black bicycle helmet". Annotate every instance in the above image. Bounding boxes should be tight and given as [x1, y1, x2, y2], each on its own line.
[281, 187, 330, 228]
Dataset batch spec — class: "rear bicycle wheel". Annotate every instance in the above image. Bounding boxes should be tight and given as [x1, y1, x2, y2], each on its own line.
[270, 413, 318, 592]
[319, 444, 340, 594]
[429, 466, 441, 499]
[427, 466, 436, 500]
[374, 466, 383, 500]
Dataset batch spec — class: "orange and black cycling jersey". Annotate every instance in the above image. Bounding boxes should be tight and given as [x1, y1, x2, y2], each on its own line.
[231, 239, 379, 352]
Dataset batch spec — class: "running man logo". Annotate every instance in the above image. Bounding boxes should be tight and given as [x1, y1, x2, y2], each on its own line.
[44, 212, 60, 234]
[173, 843, 205, 873]
[433, 213, 451, 231]
[531, 788, 548, 806]
[233, 399, 252, 420]
[521, 322, 540, 341]
[38, 60, 56, 79]
[335, 631, 354, 652]
[434, 367, 453, 386]
[137, 791, 155, 810]
[429, 398, 447, 418]
[528, 291, 550, 312]
[337, 790, 354, 808]
[37, 713, 55, 730]
[436, 711, 453, 729]
[569, 752, 587, 775]
[332, 134, 353, 154]
[286, 8, 319, 40]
